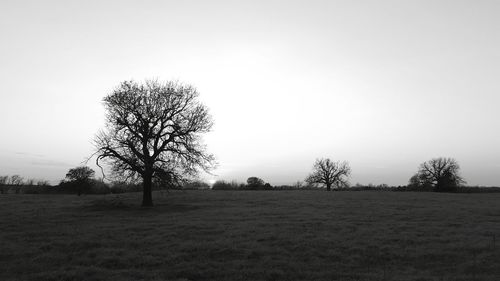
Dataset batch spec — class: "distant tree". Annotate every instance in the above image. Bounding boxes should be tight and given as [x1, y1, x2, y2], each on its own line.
[247, 177, 265, 189]
[294, 181, 304, 189]
[36, 180, 50, 186]
[10, 175, 24, 186]
[305, 158, 351, 191]
[0, 176, 8, 185]
[182, 180, 210, 190]
[66, 166, 95, 183]
[437, 169, 461, 192]
[92, 80, 215, 206]
[411, 157, 465, 192]
[408, 174, 421, 188]
[65, 166, 95, 195]
[212, 180, 229, 190]
[407, 173, 432, 191]
[212, 180, 242, 190]
[0, 176, 8, 194]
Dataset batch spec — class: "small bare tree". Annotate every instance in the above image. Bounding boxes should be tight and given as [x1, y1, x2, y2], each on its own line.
[93, 80, 214, 206]
[10, 175, 24, 186]
[306, 158, 351, 191]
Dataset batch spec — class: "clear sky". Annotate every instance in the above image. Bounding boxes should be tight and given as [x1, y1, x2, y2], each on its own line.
[1, 0, 499, 186]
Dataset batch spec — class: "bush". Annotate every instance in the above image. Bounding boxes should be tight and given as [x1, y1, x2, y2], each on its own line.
[58, 179, 111, 195]
[182, 180, 210, 190]
[109, 181, 142, 194]
[20, 185, 50, 194]
[88, 180, 111, 194]
[212, 180, 244, 190]
[246, 177, 265, 189]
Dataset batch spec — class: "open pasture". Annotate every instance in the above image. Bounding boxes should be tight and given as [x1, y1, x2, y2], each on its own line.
[1, 191, 499, 281]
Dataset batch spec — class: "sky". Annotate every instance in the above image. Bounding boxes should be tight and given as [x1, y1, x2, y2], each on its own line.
[0, 0, 499, 186]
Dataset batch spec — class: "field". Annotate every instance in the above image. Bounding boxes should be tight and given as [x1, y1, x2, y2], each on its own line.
[1, 191, 499, 281]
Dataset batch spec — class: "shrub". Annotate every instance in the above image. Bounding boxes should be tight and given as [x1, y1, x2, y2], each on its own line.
[183, 180, 211, 190]
[212, 180, 243, 190]
[88, 180, 111, 194]
[109, 181, 143, 194]
[246, 177, 265, 190]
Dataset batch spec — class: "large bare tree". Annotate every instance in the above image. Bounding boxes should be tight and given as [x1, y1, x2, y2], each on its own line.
[412, 157, 465, 192]
[306, 158, 351, 191]
[93, 80, 214, 206]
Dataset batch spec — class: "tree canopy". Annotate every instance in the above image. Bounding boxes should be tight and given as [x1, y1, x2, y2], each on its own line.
[64, 166, 95, 195]
[65, 166, 95, 183]
[247, 177, 265, 188]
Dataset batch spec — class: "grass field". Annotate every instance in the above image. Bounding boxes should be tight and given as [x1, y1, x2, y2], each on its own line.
[1, 191, 499, 281]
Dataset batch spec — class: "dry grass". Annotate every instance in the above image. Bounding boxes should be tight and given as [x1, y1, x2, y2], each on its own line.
[1, 191, 499, 281]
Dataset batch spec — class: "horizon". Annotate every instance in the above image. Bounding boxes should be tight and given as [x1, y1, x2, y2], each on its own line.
[1, 0, 499, 186]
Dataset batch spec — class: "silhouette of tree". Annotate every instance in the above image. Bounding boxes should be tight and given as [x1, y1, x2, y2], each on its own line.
[0, 176, 8, 185]
[264, 183, 273, 190]
[66, 166, 95, 183]
[305, 158, 351, 191]
[408, 173, 432, 190]
[65, 166, 95, 195]
[247, 177, 265, 189]
[294, 181, 304, 189]
[411, 157, 465, 192]
[212, 180, 242, 190]
[10, 175, 24, 186]
[93, 80, 214, 206]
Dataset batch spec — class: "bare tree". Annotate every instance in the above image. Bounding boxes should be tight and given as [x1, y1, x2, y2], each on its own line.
[305, 158, 351, 191]
[10, 175, 24, 186]
[93, 80, 214, 206]
[412, 157, 465, 192]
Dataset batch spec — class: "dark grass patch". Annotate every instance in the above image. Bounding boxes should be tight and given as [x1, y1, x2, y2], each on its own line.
[1, 191, 500, 281]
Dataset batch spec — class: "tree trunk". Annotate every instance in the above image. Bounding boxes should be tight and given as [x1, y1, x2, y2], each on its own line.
[142, 174, 153, 207]
[326, 183, 331, 191]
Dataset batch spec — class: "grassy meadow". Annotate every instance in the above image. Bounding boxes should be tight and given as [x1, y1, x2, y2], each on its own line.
[1, 190, 499, 281]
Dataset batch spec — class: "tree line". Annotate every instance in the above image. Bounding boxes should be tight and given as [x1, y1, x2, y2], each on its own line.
[2, 157, 499, 195]
[0, 175, 50, 194]
[0, 175, 49, 186]
[2, 79, 498, 204]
